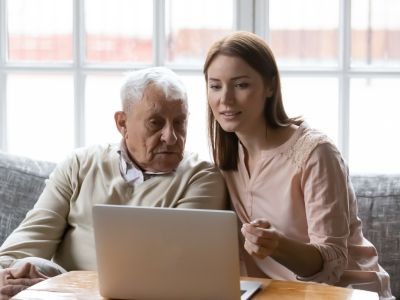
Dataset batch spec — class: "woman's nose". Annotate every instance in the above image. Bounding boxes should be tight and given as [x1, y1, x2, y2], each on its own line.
[220, 87, 234, 104]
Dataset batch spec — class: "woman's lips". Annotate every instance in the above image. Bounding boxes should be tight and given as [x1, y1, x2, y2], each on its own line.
[220, 111, 241, 120]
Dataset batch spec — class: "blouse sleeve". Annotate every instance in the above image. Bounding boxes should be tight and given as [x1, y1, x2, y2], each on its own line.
[297, 142, 351, 284]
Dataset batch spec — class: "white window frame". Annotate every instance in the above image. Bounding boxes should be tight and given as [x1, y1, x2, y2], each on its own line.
[0, 0, 251, 153]
[0, 0, 7, 150]
[2, 0, 398, 169]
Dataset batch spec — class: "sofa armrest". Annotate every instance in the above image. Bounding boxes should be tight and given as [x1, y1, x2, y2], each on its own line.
[351, 174, 400, 298]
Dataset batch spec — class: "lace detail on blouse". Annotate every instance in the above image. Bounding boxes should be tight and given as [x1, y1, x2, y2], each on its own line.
[283, 126, 332, 169]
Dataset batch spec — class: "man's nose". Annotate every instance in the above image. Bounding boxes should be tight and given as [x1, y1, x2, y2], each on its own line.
[161, 125, 178, 145]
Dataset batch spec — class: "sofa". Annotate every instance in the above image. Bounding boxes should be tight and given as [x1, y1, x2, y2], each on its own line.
[0, 151, 399, 298]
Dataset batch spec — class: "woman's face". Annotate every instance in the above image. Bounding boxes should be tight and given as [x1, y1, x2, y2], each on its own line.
[206, 54, 272, 135]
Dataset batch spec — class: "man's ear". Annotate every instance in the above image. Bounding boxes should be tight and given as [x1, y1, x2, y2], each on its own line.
[114, 111, 127, 137]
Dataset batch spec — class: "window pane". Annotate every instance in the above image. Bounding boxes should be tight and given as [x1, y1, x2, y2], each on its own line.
[269, 0, 339, 67]
[166, 0, 234, 66]
[7, 0, 72, 62]
[281, 77, 339, 144]
[349, 78, 400, 174]
[85, 0, 153, 63]
[351, 0, 400, 67]
[85, 74, 124, 146]
[7, 74, 74, 162]
[179, 74, 210, 161]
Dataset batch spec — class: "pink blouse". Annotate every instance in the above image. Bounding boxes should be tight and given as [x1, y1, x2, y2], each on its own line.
[223, 123, 393, 299]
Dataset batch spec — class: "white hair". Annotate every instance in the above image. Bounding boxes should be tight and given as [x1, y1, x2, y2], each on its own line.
[120, 67, 188, 112]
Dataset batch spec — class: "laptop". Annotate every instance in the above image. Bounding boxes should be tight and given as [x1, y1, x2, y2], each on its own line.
[92, 204, 262, 300]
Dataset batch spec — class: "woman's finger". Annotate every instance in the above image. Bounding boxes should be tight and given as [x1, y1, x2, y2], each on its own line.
[244, 239, 273, 259]
[250, 219, 271, 229]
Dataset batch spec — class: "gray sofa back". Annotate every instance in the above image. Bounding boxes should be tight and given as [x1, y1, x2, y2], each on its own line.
[0, 152, 56, 244]
[352, 175, 400, 298]
[0, 152, 399, 297]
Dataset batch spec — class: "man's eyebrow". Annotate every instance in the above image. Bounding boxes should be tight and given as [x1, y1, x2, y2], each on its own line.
[176, 114, 187, 119]
[147, 112, 187, 119]
[146, 111, 162, 118]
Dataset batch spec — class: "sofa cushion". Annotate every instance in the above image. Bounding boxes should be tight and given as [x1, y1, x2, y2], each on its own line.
[0, 152, 56, 245]
[351, 175, 400, 298]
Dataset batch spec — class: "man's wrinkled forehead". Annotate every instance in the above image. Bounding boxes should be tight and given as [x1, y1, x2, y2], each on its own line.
[141, 94, 188, 117]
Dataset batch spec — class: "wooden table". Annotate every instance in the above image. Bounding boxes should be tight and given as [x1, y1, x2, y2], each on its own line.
[12, 271, 378, 300]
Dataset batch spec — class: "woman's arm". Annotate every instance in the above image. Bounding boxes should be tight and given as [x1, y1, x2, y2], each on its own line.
[241, 219, 323, 277]
[242, 142, 350, 283]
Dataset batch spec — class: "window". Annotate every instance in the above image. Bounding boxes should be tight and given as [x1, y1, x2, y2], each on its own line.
[84, 0, 153, 64]
[7, 0, 73, 62]
[1, 0, 399, 174]
[0, 0, 235, 162]
[255, 0, 400, 174]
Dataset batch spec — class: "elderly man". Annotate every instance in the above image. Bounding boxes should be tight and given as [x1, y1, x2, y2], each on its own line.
[0, 67, 227, 298]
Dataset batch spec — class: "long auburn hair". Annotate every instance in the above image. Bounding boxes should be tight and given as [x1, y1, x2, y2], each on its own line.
[204, 31, 300, 170]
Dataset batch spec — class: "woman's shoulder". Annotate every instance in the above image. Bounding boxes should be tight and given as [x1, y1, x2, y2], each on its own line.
[284, 123, 336, 169]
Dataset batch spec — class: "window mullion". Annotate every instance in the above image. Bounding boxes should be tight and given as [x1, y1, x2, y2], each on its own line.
[338, 0, 351, 162]
[237, 0, 255, 32]
[154, 0, 165, 66]
[0, 0, 7, 150]
[73, 0, 85, 147]
[0, 71, 5, 151]
[0, 0, 5, 64]
[254, 0, 268, 40]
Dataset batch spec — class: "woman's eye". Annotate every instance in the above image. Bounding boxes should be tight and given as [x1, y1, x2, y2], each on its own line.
[208, 84, 221, 90]
[235, 82, 249, 88]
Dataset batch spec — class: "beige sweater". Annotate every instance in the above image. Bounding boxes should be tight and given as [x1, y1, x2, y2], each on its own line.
[0, 144, 227, 271]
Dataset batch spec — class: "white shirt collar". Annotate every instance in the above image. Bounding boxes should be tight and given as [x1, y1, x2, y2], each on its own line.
[117, 140, 172, 186]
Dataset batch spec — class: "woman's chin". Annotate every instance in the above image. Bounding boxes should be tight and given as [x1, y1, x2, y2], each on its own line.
[219, 124, 239, 133]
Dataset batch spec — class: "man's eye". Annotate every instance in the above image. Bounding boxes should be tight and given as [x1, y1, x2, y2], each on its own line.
[148, 119, 163, 129]
[174, 119, 186, 129]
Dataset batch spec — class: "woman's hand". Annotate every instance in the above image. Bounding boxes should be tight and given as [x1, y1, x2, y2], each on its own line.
[242, 218, 324, 277]
[0, 262, 48, 299]
[241, 218, 281, 259]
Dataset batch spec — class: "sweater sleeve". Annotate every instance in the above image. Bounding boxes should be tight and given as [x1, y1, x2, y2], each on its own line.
[0, 154, 76, 270]
[298, 142, 350, 284]
[175, 161, 228, 210]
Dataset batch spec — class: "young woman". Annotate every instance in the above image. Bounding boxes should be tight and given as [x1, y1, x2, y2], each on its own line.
[204, 31, 393, 299]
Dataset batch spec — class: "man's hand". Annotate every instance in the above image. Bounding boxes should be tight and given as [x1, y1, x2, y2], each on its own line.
[241, 218, 281, 259]
[0, 262, 48, 299]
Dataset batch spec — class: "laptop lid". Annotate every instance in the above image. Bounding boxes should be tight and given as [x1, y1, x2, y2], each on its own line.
[93, 205, 251, 300]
